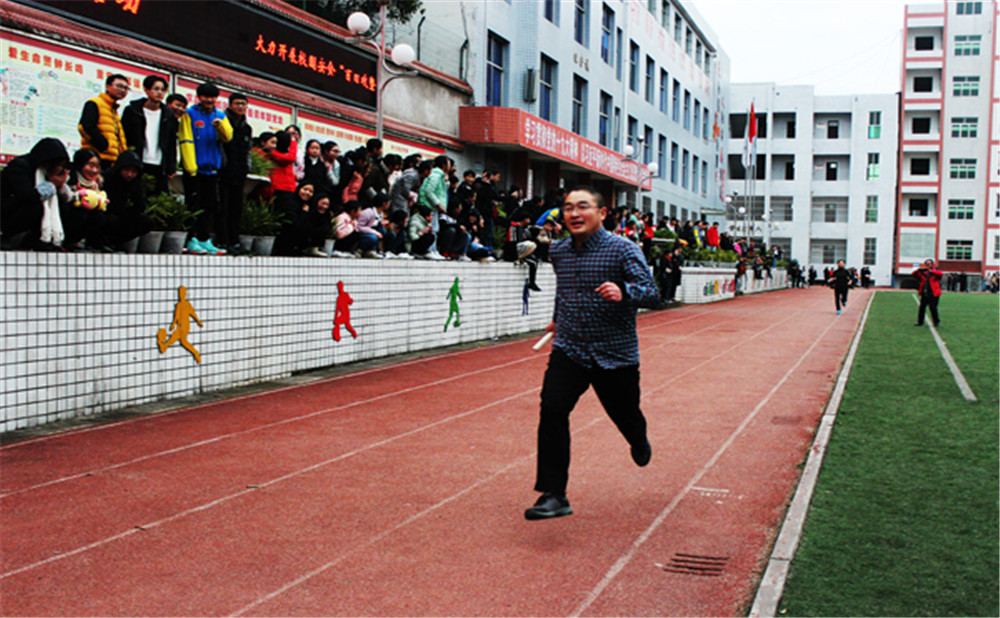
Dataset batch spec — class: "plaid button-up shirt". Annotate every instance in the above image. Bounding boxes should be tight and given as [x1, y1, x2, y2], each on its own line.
[550, 227, 660, 369]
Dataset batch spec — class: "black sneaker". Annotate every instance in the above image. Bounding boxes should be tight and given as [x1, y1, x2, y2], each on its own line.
[524, 493, 572, 520]
[631, 438, 652, 467]
[528, 282, 542, 292]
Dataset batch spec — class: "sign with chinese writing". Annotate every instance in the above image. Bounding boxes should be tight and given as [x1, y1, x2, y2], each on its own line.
[31, 0, 378, 109]
[298, 111, 443, 160]
[1, 30, 154, 163]
[175, 77, 292, 134]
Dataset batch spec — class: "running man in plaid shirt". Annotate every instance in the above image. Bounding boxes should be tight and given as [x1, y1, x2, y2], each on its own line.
[525, 186, 661, 520]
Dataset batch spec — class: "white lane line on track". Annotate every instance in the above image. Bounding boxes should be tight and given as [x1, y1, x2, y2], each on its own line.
[0, 311, 713, 499]
[910, 295, 977, 402]
[569, 299, 844, 618]
[0, 301, 786, 581]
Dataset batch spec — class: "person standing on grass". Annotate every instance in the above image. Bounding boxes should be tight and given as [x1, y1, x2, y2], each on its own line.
[525, 186, 660, 521]
[829, 259, 850, 315]
[912, 259, 943, 327]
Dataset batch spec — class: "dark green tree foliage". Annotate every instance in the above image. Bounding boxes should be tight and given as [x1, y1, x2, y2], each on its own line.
[282, 0, 423, 29]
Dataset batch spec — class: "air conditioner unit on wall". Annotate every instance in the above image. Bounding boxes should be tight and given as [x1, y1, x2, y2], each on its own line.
[524, 69, 538, 103]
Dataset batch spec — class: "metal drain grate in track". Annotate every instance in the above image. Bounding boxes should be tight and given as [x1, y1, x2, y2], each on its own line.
[662, 553, 729, 577]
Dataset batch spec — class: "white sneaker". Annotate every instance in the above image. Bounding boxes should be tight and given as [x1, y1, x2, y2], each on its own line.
[483, 256, 496, 262]
[426, 251, 446, 261]
[457, 255, 472, 262]
[396, 253, 415, 260]
[331, 250, 353, 258]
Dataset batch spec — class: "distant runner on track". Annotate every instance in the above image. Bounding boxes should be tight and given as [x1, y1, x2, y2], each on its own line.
[525, 186, 661, 521]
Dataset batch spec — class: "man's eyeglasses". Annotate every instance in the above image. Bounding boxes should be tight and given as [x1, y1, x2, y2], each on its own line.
[112, 83, 130, 91]
[562, 203, 598, 214]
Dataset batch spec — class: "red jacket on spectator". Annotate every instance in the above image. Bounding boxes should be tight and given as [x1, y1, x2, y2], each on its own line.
[912, 266, 943, 297]
[706, 225, 720, 248]
[268, 139, 297, 193]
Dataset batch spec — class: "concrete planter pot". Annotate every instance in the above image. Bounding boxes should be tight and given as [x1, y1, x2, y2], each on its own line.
[137, 231, 164, 254]
[159, 231, 188, 254]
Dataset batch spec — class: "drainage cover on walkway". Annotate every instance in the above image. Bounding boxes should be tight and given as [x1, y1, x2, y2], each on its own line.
[661, 553, 729, 577]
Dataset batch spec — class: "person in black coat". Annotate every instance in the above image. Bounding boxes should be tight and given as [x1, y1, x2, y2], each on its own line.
[120, 75, 178, 196]
[0, 137, 71, 249]
[219, 93, 253, 254]
[829, 259, 851, 314]
[103, 150, 154, 247]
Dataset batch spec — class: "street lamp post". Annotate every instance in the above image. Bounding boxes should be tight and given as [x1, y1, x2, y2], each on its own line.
[347, 1, 418, 141]
[620, 140, 658, 211]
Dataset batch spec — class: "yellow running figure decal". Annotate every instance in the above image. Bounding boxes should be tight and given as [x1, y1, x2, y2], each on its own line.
[157, 286, 203, 363]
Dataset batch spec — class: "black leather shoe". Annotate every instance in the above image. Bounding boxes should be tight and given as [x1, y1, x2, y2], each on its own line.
[631, 438, 652, 467]
[524, 493, 572, 520]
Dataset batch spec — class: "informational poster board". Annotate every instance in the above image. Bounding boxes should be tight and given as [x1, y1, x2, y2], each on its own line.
[0, 30, 157, 163]
[174, 77, 292, 133]
[298, 110, 443, 160]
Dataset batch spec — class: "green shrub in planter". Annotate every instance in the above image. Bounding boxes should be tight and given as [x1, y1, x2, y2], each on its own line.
[249, 149, 275, 178]
[240, 196, 285, 236]
[145, 190, 202, 231]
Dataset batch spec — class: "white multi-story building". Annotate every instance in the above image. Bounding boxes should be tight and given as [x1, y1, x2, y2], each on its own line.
[897, 1, 998, 285]
[727, 84, 900, 285]
[392, 0, 731, 218]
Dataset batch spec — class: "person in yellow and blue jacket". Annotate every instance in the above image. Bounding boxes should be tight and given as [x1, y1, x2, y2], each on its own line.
[178, 82, 232, 255]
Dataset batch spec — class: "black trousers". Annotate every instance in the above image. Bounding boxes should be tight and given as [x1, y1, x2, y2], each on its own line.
[188, 174, 219, 242]
[534, 348, 647, 495]
[834, 286, 848, 310]
[218, 180, 245, 249]
[917, 293, 940, 325]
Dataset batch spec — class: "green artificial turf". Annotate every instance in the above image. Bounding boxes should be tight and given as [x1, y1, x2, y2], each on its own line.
[776, 291, 999, 617]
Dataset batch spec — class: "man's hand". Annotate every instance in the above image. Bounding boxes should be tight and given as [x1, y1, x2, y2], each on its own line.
[595, 282, 623, 302]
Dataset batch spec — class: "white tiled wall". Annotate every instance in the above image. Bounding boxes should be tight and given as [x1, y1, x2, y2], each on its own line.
[0, 252, 555, 433]
[676, 267, 789, 304]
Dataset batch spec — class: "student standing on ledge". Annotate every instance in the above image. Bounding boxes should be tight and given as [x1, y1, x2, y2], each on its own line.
[525, 186, 660, 521]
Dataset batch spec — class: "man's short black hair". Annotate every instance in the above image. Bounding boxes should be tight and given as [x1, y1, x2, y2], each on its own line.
[322, 141, 339, 153]
[165, 93, 188, 106]
[417, 160, 434, 174]
[105, 73, 129, 86]
[228, 92, 248, 104]
[366, 137, 383, 152]
[142, 75, 168, 91]
[433, 155, 449, 169]
[463, 169, 476, 178]
[565, 185, 604, 209]
[196, 82, 220, 98]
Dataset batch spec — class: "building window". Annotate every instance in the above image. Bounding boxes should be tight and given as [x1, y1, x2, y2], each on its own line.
[995, 235, 999, 260]
[785, 161, 795, 180]
[954, 34, 981, 56]
[693, 100, 701, 135]
[772, 197, 794, 221]
[824, 203, 839, 222]
[661, 0, 670, 28]
[866, 153, 880, 180]
[826, 161, 838, 181]
[950, 159, 976, 179]
[701, 161, 708, 196]
[670, 142, 679, 184]
[911, 158, 931, 176]
[953, 75, 980, 96]
[601, 4, 614, 65]
[627, 115, 638, 150]
[913, 76, 934, 92]
[683, 90, 691, 130]
[628, 41, 639, 92]
[657, 134, 666, 179]
[827, 120, 840, 139]
[945, 240, 973, 260]
[613, 106, 621, 151]
[644, 56, 655, 104]
[659, 69, 668, 114]
[703, 108, 710, 140]
[691, 154, 699, 191]
[865, 196, 878, 223]
[643, 125, 653, 164]
[868, 111, 882, 138]
[863, 238, 877, 265]
[671, 79, 680, 122]
[695, 40, 703, 67]
[704, 51, 711, 77]
[912, 117, 932, 134]
[543, 0, 558, 23]
[486, 33, 507, 107]
[571, 75, 587, 136]
[951, 117, 978, 138]
[539, 55, 557, 122]
[681, 149, 689, 189]
[914, 35, 935, 50]
[947, 199, 976, 219]
[615, 27, 623, 81]
[574, 0, 588, 46]
[786, 119, 796, 138]
[956, 2, 982, 14]
[673, 13, 682, 43]
[685, 27, 693, 55]
[900, 233, 935, 258]
[909, 198, 930, 217]
[598, 92, 612, 147]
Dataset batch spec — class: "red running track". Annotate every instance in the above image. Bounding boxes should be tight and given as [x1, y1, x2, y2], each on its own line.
[0, 286, 869, 617]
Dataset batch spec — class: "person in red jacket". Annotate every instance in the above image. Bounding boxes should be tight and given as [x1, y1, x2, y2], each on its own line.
[912, 258, 943, 327]
[706, 221, 720, 251]
[267, 131, 297, 203]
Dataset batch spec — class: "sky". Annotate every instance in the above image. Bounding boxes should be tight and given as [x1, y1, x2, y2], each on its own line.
[690, 0, 911, 96]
